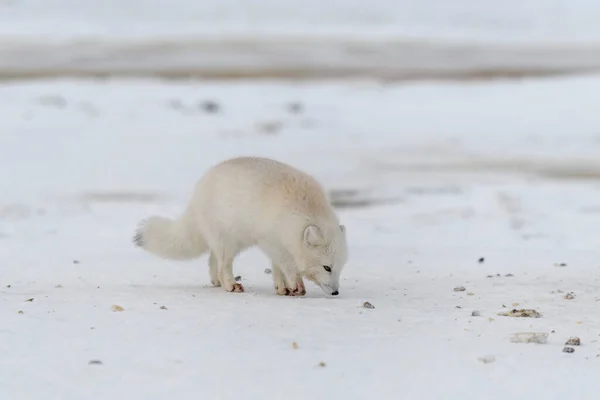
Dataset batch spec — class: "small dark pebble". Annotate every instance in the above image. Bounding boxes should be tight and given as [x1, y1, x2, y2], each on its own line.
[564, 292, 576, 300]
[563, 347, 575, 353]
[478, 257, 485, 263]
[257, 121, 283, 135]
[160, 306, 168, 310]
[455, 305, 462, 309]
[453, 286, 466, 292]
[73, 260, 80, 264]
[199, 100, 220, 113]
[472, 310, 481, 317]
[287, 102, 304, 114]
[505, 273, 514, 277]
[25, 298, 34, 302]
[6, 285, 10, 288]
[264, 268, 272, 274]
[234, 276, 242, 282]
[362, 301, 375, 309]
[565, 337, 581, 346]
[88, 360, 103, 365]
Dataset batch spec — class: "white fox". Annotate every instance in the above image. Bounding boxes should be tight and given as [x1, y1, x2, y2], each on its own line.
[133, 156, 348, 296]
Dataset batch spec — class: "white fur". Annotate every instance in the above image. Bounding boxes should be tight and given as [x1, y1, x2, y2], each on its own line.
[134, 156, 348, 296]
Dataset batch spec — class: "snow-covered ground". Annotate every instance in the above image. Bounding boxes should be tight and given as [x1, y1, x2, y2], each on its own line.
[2, 75, 600, 399]
[3, 0, 600, 79]
[4, 0, 600, 42]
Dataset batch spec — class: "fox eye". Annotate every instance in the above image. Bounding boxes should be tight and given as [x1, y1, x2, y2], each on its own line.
[323, 265, 332, 273]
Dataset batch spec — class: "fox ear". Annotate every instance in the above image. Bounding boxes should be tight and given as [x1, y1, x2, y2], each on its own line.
[340, 225, 346, 235]
[303, 225, 323, 247]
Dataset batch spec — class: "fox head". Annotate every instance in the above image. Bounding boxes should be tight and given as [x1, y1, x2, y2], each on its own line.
[297, 223, 348, 296]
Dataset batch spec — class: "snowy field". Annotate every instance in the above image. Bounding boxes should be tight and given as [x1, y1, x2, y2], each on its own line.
[4, 0, 600, 79]
[2, 75, 600, 399]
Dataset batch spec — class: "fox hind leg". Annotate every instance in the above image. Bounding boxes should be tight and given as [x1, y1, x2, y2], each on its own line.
[209, 245, 243, 293]
[208, 252, 220, 287]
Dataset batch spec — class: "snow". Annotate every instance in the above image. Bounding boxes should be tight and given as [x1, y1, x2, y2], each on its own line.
[4, 0, 600, 79]
[3, 0, 600, 42]
[2, 75, 600, 399]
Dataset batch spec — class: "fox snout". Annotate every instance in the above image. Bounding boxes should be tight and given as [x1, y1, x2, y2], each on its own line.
[320, 284, 339, 296]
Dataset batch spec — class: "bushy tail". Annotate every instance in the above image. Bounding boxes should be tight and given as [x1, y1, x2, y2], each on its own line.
[133, 207, 208, 260]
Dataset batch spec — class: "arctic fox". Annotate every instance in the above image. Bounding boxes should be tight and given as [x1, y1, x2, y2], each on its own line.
[133, 156, 348, 296]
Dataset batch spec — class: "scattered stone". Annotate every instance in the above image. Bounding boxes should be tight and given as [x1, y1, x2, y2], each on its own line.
[73, 260, 80, 264]
[88, 360, 103, 365]
[6, 285, 11, 288]
[264, 268, 272, 274]
[362, 301, 375, 309]
[455, 305, 462, 309]
[478, 355, 496, 364]
[17, 310, 24, 314]
[287, 102, 304, 114]
[25, 298, 34, 302]
[478, 257, 485, 263]
[564, 292, 576, 300]
[111, 305, 124, 312]
[471, 310, 481, 317]
[563, 347, 575, 353]
[467, 292, 474, 296]
[498, 309, 542, 318]
[257, 121, 283, 135]
[292, 342, 299, 350]
[199, 100, 220, 113]
[159, 306, 168, 310]
[54, 284, 63, 288]
[554, 262, 567, 267]
[509, 332, 549, 344]
[454, 286, 466, 292]
[565, 337, 581, 346]
[505, 273, 514, 277]
[234, 276, 242, 282]
[318, 361, 326, 368]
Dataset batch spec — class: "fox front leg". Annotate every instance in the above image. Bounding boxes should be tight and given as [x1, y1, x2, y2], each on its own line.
[272, 263, 305, 296]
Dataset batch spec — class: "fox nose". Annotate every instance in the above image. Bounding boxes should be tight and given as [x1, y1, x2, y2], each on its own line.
[331, 290, 339, 296]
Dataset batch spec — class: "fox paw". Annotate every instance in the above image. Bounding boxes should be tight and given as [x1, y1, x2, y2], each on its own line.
[292, 286, 306, 296]
[228, 283, 244, 293]
[275, 285, 306, 297]
[294, 279, 306, 296]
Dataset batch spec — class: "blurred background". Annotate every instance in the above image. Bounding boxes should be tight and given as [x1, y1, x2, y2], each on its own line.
[1, 0, 600, 247]
[2, 1, 600, 399]
[3, 0, 600, 80]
